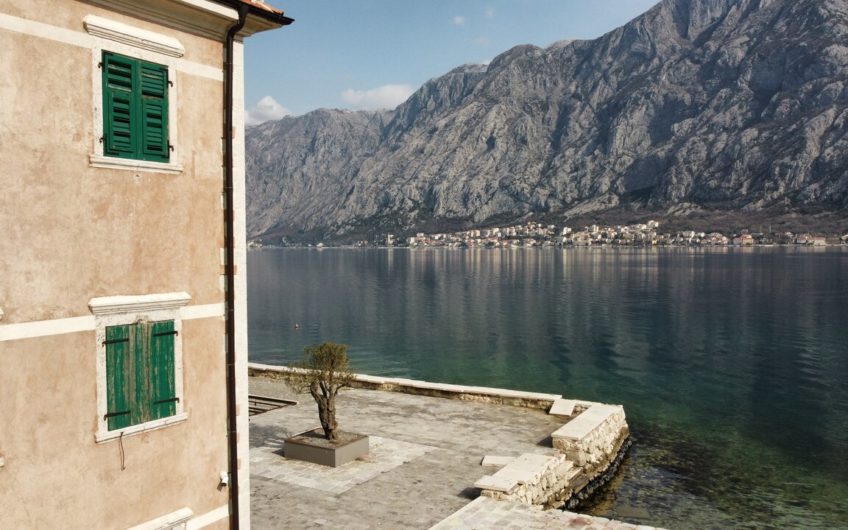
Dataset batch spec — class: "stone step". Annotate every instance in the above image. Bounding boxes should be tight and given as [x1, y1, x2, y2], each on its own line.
[480, 455, 514, 467]
[474, 453, 560, 494]
[568, 467, 589, 491]
[565, 466, 583, 482]
[548, 398, 576, 417]
[552, 404, 624, 442]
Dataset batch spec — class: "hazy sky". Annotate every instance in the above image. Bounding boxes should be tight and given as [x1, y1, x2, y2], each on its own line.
[244, 0, 660, 124]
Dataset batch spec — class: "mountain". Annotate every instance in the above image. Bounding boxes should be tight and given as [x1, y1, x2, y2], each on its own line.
[246, 0, 848, 244]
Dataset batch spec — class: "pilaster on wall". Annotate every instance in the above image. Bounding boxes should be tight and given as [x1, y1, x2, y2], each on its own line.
[231, 38, 251, 530]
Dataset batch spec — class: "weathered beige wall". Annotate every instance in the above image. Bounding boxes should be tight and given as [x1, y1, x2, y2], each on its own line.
[0, 33, 225, 324]
[0, 320, 229, 529]
[0, 1, 241, 528]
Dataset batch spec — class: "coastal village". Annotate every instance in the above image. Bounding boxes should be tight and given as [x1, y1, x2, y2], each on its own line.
[362, 221, 847, 249]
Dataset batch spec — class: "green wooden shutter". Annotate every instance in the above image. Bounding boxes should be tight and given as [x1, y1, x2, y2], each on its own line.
[102, 52, 169, 162]
[139, 63, 169, 162]
[149, 320, 177, 420]
[105, 325, 133, 430]
[131, 321, 151, 426]
[102, 53, 137, 158]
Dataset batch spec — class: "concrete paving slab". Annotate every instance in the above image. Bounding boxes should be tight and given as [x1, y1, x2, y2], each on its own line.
[481, 455, 515, 467]
[249, 375, 563, 529]
[251, 435, 437, 494]
[249, 375, 650, 530]
[549, 398, 577, 416]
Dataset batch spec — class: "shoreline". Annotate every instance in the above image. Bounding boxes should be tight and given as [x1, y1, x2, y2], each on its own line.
[249, 243, 847, 250]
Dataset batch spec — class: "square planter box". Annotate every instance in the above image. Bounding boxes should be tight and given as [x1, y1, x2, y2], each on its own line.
[284, 428, 369, 467]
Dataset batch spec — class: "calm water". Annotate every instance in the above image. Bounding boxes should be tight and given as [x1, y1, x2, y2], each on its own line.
[247, 247, 848, 529]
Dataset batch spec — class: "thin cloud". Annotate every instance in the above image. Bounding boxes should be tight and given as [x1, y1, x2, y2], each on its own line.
[245, 95, 291, 125]
[474, 36, 490, 46]
[485, 7, 495, 19]
[452, 15, 466, 26]
[340, 84, 415, 111]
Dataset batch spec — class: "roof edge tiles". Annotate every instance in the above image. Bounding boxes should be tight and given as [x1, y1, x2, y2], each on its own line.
[211, 0, 293, 24]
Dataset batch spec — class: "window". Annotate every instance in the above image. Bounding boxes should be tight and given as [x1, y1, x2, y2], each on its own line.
[104, 319, 178, 430]
[90, 292, 190, 442]
[102, 51, 170, 163]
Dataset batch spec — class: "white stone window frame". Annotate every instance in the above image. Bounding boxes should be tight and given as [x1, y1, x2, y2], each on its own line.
[86, 15, 184, 174]
[128, 507, 193, 530]
[90, 292, 191, 443]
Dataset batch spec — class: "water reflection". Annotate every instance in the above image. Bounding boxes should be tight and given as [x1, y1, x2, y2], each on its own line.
[248, 247, 848, 528]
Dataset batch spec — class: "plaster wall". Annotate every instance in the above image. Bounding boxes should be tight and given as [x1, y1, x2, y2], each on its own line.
[0, 28, 225, 325]
[0, 1, 252, 528]
[0, 320, 229, 529]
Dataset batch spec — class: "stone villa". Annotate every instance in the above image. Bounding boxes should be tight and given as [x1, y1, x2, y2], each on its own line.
[0, 1, 291, 528]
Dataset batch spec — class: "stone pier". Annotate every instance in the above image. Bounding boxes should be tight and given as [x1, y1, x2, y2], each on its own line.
[248, 364, 659, 529]
[473, 401, 630, 510]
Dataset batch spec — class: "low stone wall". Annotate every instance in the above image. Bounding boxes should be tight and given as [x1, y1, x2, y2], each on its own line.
[563, 436, 632, 511]
[248, 363, 564, 410]
[476, 404, 631, 510]
[477, 454, 576, 506]
[551, 404, 630, 480]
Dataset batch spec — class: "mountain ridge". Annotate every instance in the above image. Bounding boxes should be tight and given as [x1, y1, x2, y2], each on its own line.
[246, 0, 848, 244]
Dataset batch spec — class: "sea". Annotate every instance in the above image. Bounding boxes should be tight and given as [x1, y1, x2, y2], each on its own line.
[247, 246, 848, 529]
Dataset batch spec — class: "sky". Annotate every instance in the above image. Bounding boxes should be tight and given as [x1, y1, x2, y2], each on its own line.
[244, 0, 660, 124]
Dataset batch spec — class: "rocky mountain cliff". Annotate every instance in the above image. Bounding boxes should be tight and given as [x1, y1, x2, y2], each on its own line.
[246, 0, 848, 243]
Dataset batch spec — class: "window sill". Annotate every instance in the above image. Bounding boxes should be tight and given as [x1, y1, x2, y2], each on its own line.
[95, 412, 188, 443]
[90, 154, 183, 174]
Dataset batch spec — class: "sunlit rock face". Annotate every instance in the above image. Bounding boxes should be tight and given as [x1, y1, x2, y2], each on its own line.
[246, 0, 848, 244]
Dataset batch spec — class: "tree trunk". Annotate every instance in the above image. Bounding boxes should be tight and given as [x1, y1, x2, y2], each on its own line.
[317, 394, 337, 441]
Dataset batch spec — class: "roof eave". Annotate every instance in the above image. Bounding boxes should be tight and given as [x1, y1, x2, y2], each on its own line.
[210, 0, 294, 29]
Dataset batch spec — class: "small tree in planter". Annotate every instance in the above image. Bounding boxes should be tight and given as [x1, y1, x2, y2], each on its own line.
[288, 342, 355, 441]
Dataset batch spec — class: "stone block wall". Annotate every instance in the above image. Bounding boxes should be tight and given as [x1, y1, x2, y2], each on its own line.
[478, 454, 582, 508]
[552, 404, 629, 479]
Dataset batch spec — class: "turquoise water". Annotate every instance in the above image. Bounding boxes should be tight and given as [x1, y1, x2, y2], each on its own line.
[247, 247, 848, 529]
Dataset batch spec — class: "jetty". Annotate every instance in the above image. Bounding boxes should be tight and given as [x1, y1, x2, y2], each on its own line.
[248, 363, 663, 529]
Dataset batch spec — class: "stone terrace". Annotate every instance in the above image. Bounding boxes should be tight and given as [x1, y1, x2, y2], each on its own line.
[248, 375, 659, 530]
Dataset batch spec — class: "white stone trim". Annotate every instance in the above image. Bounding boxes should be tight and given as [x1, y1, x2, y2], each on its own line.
[231, 39, 252, 530]
[85, 0, 238, 39]
[91, 292, 191, 441]
[181, 302, 225, 320]
[128, 507, 193, 530]
[0, 13, 223, 81]
[186, 504, 230, 529]
[0, 303, 224, 342]
[89, 292, 192, 316]
[95, 412, 188, 443]
[0, 315, 96, 342]
[0, 12, 89, 47]
[89, 155, 184, 174]
[84, 15, 185, 58]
